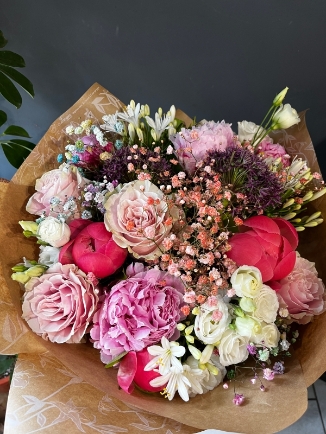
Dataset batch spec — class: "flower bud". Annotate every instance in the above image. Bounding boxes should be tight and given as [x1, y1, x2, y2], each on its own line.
[185, 325, 194, 335]
[206, 362, 219, 375]
[187, 344, 202, 360]
[169, 105, 176, 121]
[11, 271, 30, 284]
[239, 297, 255, 313]
[304, 221, 318, 227]
[128, 124, 135, 141]
[25, 265, 46, 278]
[11, 264, 27, 272]
[158, 108, 163, 117]
[177, 323, 186, 331]
[19, 221, 38, 235]
[129, 100, 136, 109]
[282, 199, 295, 209]
[151, 129, 157, 142]
[310, 188, 326, 202]
[306, 211, 322, 223]
[302, 191, 314, 202]
[233, 306, 245, 318]
[136, 128, 144, 142]
[192, 306, 200, 315]
[273, 87, 289, 107]
[283, 212, 297, 220]
[185, 335, 195, 344]
[295, 226, 305, 232]
[200, 344, 214, 364]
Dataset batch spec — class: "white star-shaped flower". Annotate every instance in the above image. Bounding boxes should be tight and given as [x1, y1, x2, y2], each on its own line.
[144, 336, 185, 375]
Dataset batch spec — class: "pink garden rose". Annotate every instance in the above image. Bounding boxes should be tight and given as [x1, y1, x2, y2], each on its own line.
[257, 138, 290, 167]
[104, 180, 179, 260]
[277, 254, 326, 324]
[22, 263, 99, 343]
[90, 263, 185, 363]
[59, 221, 127, 279]
[26, 167, 86, 220]
[227, 216, 298, 282]
[170, 121, 234, 174]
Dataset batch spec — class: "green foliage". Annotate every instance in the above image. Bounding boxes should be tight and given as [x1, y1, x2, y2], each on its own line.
[0, 30, 35, 168]
[0, 355, 16, 378]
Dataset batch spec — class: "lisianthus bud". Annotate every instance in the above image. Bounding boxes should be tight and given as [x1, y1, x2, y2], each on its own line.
[19, 221, 38, 235]
[11, 271, 30, 284]
[273, 87, 289, 107]
[25, 265, 47, 278]
[272, 104, 300, 130]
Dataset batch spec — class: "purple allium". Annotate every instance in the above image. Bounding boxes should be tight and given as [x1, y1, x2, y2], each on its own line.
[273, 361, 285, 375]
[203, 145, 283, 211]
[233, 393, 245, 405]
[100, 146, 172, 185]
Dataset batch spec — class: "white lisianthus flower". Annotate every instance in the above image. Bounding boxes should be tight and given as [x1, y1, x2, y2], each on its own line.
[272, 104, 300, 130]
[253, 322, 280, 348]
[231, 265, 263, 298]
[235, 316, 262, 338]
[194, 295, 230, 345]
[237, 121, 266, 142]
[38, 245, 60, 266]
[144, 336, 185, 375]
[239, 297, 255, 313]
[218, 329, 249, 366]
[37, 216, 71, 248]
[252, 285, 279, 323]
[149, 365, 191, 401]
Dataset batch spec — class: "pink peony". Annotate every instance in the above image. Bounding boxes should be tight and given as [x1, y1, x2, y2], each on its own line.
[90, 263, 185, 363]
[59, 221, 127, 279]
[22, 263, 99, 343]
[170, 121, 234, 174]
[104, 180, 179, 260]
[257, 138, 290, 167]
[227, 216, 298, 282]
[117, 349, 165, 394]
[26, 167, 86, 220]
[277, 254, 326, 324]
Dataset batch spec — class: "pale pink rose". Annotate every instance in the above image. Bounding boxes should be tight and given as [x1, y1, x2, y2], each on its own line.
[104, 180, 179, 259]
[257, 138, 290, 167]
[277, 254, 326, 324]
[26, 167, 86, 219]
[22, 263, 99, 343]
[170, 121, 234, 174]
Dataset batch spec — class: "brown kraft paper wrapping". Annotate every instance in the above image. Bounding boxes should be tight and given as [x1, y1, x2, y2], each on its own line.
[0, 83, 325, 433]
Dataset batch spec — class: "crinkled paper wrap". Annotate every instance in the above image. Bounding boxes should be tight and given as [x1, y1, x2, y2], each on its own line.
[0, 84, 325, 434]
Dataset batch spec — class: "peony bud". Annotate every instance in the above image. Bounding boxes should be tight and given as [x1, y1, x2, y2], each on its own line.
[271, 104, 300, 130]
[273, 87, 289, 107]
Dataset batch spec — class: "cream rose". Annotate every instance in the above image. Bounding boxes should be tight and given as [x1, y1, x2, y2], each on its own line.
[231, 265, 262, 298]
[218, 329, 249, 366]
[235, 316, 262, 338]
[253, 322, 280, 348]
[194, 295, 230, 345]
[252, 284, 279, 323]
[104, 180, 179, 259]
[237, 121, 266, 143]
[37, 216, 71, 248]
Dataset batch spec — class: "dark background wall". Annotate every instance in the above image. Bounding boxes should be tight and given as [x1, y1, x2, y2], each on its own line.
[0, 0, 326, 179]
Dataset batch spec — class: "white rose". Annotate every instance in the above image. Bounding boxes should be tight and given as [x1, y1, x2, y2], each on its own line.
[231, 265, 262, 298]
[218, 329, 249, 366]
[194, 295, 230, 345]
[272, 103, 300, 130]
[252, 285, 279, 323]
[237, 121, 266, 142]
[37, 216, 71, 248]
[38, 245, 60, 266]
[235, 316, 262, 338]
[253, 322, 280, 348]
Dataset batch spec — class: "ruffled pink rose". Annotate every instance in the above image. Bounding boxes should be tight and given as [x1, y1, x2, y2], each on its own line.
[277, 254, 326, 324]
[59, 221, 127, 279]
[227, 216, 298, 282]
[257, 138, 290, 167]
[22, 263, 99, 343]
[104, 180, 179, 259]
[90, 263, 185, 363]
[170, 121, 234, 174]
[26, 167, 86, 220]
[117, 350, 165, 394]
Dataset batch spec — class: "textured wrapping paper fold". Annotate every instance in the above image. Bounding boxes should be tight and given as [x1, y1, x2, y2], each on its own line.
[0, 84, 325, 433]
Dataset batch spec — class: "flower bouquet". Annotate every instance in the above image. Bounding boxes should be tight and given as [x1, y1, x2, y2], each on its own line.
[1, 84, 326, 434]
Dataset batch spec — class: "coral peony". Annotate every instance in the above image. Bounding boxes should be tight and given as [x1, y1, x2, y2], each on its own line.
[227, 216, 298, 282]
[170, 120, 234, 174]
[22, 263, 99, 343]
[277, 254, 326, 324]
[26, 166, 86, 220]
[59, 221, 127, 279]
[90, 263, 185, 363]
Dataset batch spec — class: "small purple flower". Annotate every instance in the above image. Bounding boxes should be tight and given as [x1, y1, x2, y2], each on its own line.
[263, 368, 275, 381]
[273, 361, 285, 375]
[247, 343, 257, 355]
[233, 393, 245, 406]
[260, 385, 266, 392]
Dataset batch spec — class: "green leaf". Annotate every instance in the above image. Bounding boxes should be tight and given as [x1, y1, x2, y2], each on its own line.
[0, 71, 22, 107]
[105, 351, 128, 368]
[0, 110, 7, 127]
[0, 65, 34, 97]
[1, 139, 35, 168]
[0, 31, 8, 49]
[3, 125, 31, 138]
[0, 51, 25, 67]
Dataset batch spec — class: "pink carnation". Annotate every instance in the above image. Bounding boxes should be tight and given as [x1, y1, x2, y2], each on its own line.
[90, 263, 185, 363]
[277, 254, 326, 324]
[257, 138, 290, 167]
[26, 167, 86, 220]
[170, 121, 234, 174]
[22, 263, 99, 343]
